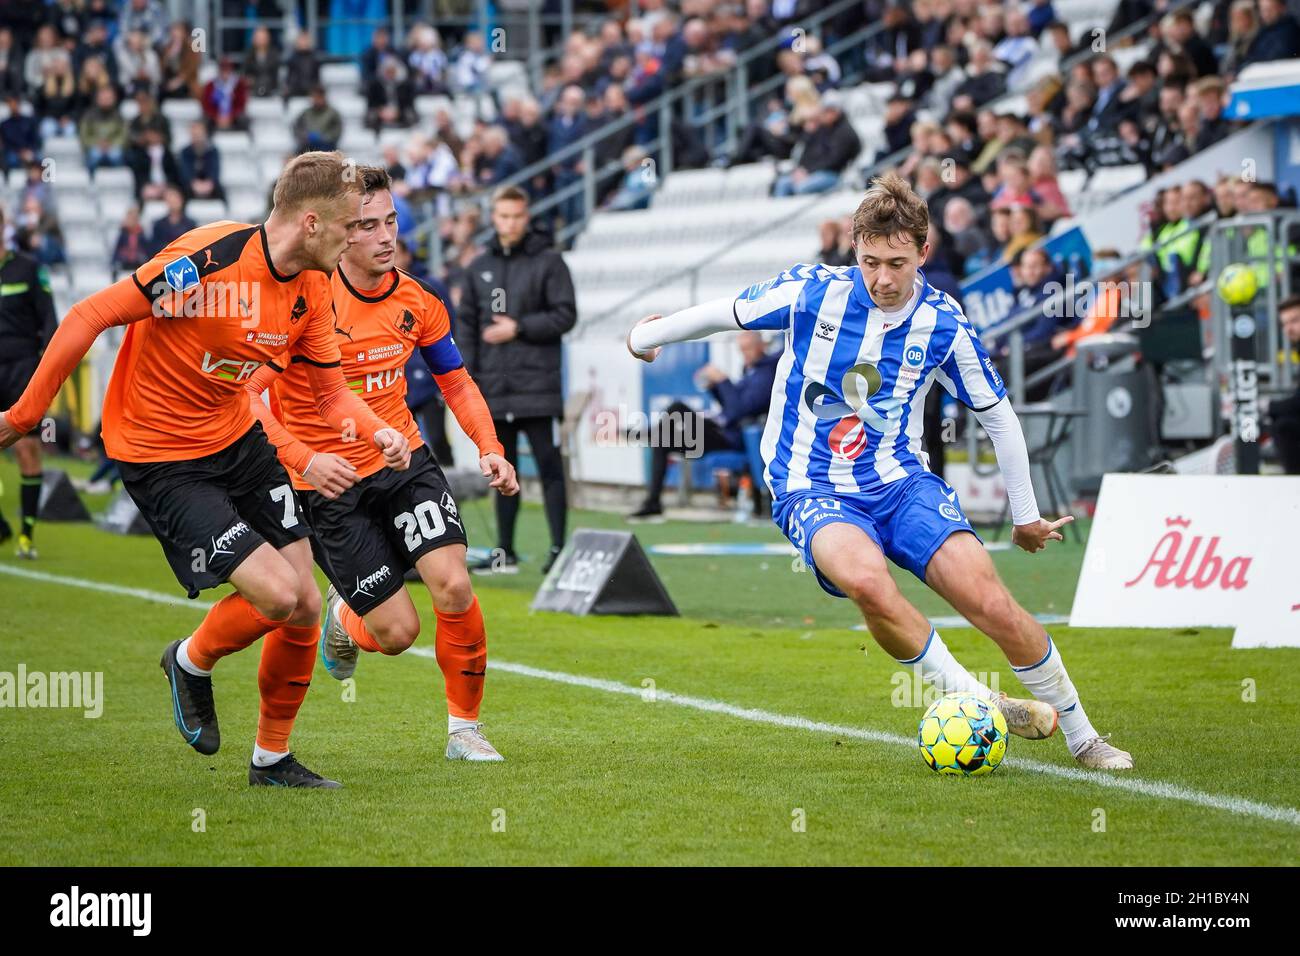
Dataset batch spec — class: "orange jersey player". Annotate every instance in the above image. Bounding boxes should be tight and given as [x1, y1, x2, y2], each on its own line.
[0, 153, 413, 788]
[246, 170, 519, 761]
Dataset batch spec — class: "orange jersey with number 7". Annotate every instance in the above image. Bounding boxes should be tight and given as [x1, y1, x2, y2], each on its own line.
[249, 265, 503, 489]
[2, 221, 392, 461]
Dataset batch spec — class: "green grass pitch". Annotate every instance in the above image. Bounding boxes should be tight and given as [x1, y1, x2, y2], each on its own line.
[1, 455, 1297, 865]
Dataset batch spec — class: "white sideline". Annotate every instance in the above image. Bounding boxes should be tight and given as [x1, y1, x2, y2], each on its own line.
[6, 563, 1300, 829]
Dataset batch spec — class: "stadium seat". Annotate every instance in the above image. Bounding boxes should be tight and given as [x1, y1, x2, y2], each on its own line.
[339, 127, 376, 152]
[251, 122, 293, 157]
[1057, 168, 1088, 210]
[93, 167, 134, 192]
[141, 199, 168, 228]
[414, 94, 454, 122]
[246, 97, 284, 122]
[229, 193, 268, 224]
[212, 131, 252, 154]
[186, 199, 228, 224]
[1078, 164, 1149, 213]
[98, 193, 133, 226]
[161, 98, 201, 126]
[320, 62, 361, 91]
[333, 94, 368, 123]
[43, 137, 82, 166]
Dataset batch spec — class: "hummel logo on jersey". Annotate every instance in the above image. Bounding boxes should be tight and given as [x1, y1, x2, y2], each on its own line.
[290, 295, 308, 324]
[353, 565, 392, 598]
[816, 321, 837, 341]
[211, 521, 250, 558]
[164, 256, 200, 292]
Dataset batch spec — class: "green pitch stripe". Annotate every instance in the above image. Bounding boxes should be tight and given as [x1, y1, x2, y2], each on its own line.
[4, 562, 1300, 830]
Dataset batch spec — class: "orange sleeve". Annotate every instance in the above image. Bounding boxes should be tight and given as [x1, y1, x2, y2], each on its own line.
[246, 360, 315, 475]
[304, 361, 391, 447]
[4, 277, 152, 433]
[435, 365, 504, 458]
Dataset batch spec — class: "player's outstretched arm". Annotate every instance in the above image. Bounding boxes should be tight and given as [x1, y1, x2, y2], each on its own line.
[433, 365, 517, 495]
[245, 363, 357, 499]
[0, 277, 152, 448]
[627, 296, 739, 363]
[303, 361, 411, 471]
[974, 397, 1073, 553]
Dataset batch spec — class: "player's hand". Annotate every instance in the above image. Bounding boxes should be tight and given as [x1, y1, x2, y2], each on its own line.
[1012, 515, 1074, 554]
[0, 411, 19, 449]
[373, 427, 411, 471]
[302, 452, 357, 500]
[627, 314, 662, 363]
[480, 452, 518, 495]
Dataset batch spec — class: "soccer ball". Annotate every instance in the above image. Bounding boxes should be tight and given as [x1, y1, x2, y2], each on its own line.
[1216, 263, 1258, 306]
[917, 693, 1008, 776]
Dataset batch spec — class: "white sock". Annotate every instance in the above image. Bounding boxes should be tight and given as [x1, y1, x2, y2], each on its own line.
[1012, 636, 1099, 755]
[449, 715, 478, 734]
[252, 744, 288, 768]
[176, 637, 212, 677]
[896, 629, 992, 697]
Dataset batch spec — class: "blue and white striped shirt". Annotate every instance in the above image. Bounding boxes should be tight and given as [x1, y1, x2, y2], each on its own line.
[734, 263, 1007, 499]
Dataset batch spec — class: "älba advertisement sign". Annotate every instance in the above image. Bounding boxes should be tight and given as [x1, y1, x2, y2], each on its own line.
[1070, 474, 1300, 647]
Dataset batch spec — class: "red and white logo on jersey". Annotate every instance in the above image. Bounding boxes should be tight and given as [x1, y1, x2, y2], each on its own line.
[829, 415, 868, 460]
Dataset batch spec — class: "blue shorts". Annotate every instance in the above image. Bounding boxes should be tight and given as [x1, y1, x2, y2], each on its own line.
[774, 471, 979, 597]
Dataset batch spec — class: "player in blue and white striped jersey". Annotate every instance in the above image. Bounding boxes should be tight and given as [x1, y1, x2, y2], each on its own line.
[628, 173, 1131, 770]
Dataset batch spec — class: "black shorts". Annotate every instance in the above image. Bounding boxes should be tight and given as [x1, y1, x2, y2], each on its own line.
[0, 356, 39, 434]
[302, 446, 468, 615]
[118, 422, 312, 599]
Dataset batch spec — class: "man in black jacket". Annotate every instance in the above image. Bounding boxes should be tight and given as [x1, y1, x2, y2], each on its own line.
[457, 186, 577, 572]
[773, 93, 862, 197]
[0, 212, 58, 558]
[630, 331, 780, 520]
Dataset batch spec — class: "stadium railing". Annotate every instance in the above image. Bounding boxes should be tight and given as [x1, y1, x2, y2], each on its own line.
[1206, 209, 1300, 395]
[958, 205, 1300, 479]
[411, 0, 870, 266]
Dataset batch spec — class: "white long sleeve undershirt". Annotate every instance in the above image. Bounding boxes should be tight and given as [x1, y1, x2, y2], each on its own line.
[973, 397, 1040, 526]
[628, 297, 737, 354]
[627, 299, 1040, 526]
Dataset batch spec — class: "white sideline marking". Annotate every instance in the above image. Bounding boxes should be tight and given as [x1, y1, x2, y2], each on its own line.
[0, 563, 207, 609]
[413, 654, 1300, 829]
[8, 564, 1300, 829]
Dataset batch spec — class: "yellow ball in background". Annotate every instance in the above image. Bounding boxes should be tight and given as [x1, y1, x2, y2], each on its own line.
[1217, 263, 1259, 306]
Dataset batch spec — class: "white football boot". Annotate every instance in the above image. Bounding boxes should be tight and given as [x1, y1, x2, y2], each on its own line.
[992, 692, 1059, 740]
[318, 585, 358, 681]
[446, 725, 505, 762]
[1073, 735, 1134, 770]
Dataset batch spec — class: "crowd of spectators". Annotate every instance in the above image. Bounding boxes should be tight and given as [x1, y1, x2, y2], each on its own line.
[812, 0, 1298, 346]
[3, 0, 1299, 307]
